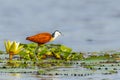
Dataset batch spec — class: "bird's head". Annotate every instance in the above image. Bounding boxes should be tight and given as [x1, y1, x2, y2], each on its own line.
[54, 30, 62, 36]
[51, 30, 62, 40]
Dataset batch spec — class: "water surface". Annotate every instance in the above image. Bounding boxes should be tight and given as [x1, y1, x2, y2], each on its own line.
[0, 0, 120, 52]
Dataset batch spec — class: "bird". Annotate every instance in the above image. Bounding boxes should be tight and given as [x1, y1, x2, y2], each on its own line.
[26, 30, 61, 44]
[26, 30, 62, 60]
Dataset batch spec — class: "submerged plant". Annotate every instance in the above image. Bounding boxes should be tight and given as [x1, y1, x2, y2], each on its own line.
[4, 40, 23, 60]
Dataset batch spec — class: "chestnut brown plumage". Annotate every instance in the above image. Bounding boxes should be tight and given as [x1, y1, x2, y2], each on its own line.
[26, 32, 52, 45]
[26, 30, 61, 61]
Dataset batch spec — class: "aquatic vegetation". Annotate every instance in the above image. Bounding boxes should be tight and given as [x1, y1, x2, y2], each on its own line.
[108, 70, 117, 74]
[38, 69, 46, 74]
[4, 40, 23, 60]
[2, 42, 120, 77]
[19, 43, 73, 61]
[0, 50, 5, 54]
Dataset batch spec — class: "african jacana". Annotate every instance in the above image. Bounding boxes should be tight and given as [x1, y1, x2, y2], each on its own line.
[26, 30, 61, 44]
[26, 30, 61, 60]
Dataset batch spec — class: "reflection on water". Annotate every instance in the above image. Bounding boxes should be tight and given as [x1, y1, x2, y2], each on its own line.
[10, 73, 21, 77]
[0, 73, 37, 80]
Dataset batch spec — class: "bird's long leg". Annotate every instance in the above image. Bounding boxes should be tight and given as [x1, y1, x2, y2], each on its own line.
[34, 44, 40, 69]
[34, 44, 40, 61]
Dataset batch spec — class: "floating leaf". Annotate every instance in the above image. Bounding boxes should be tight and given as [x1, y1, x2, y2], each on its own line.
[60, 45, 72, 53]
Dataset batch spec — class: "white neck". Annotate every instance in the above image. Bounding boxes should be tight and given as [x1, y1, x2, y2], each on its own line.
[53, 34, 59, 40]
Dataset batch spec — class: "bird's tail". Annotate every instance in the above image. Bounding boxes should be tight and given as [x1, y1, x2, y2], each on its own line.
[26, 37, 30, 40]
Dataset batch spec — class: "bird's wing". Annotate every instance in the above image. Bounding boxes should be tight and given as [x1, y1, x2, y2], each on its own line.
[26, 33, 52, 44]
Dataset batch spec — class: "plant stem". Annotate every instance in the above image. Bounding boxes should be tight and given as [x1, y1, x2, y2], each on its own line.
[9, 54, 13, 61]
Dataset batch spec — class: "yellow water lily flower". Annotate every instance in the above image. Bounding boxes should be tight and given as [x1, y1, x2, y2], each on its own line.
[4, 40, 23, 60]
